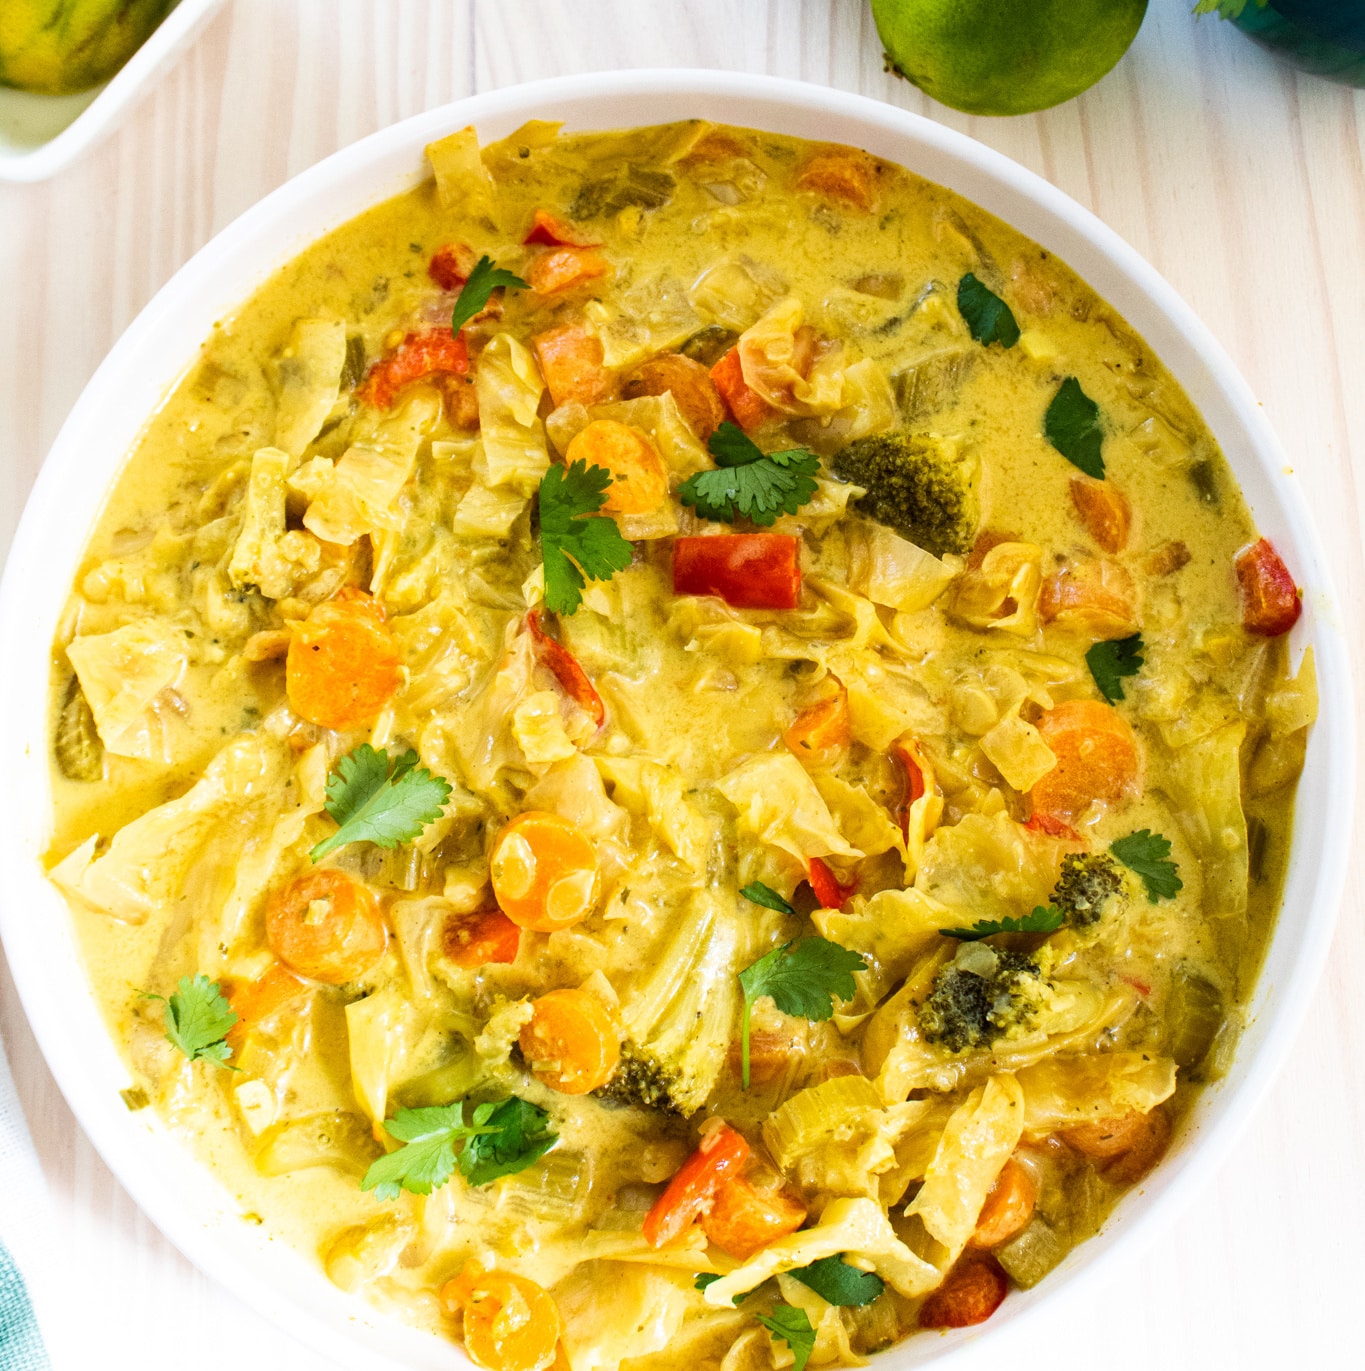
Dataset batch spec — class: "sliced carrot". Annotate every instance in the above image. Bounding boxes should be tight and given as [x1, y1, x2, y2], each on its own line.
[265, 868, 387, 984]
[442, 907, 521, 969]
[564, 419, 669, 515]
[527, 610, 605, 727]
[1069, 477, 1132, 553]
[441, 1264, 562, 1371]
[1038, 558, 1140, 639]
[530, 323, 616, 409]
[701, 1174, 807, 1259]
[1062, 1106, 1172, 1185]
[918, 1256, 1008, 1330]
[643, 1123, 750, 1248]
[519, 987, 621, 1095]
[784, 684, 851, 767]
[621, 353, 727, 442]
[526, 246, 610, 296]
[225, 963, 307, 1048]
[286, 591, 401, 731]
[1101, 1106, 1172, 1184]
[709, 346, 774, 432]
[429, 241, 476, 291]
[1030, 699, 1141, 822]
[672, 534, 802, 610]
[489, 812, 600, 933]
[808, 856, 858, 911]
[969, 1158, 1038, 1250]
[357, 328, 469, 408]
[794, 145, 880, 212]
[523, 208, 599, 248]
[1236, 537, 1302, 636]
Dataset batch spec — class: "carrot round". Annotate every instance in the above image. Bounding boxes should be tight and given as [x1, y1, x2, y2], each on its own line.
[918, 1256, 1008, 1330]
[489, 812, 600, 932]
[265, 868, 387, 984]
[225, 963, 307, 1049]
[784, 684, 851, 766]
[643, 1123, 750, 1248]
[519, 988, 620, 1095]
[443, 907, 521, 969]
[701, 1174, 806, 1259]
[564, 419, 669, 515]
[1029, 699, 1141, 822]
[441, 1264, 562, 1371]
[286, 591, 401, 732]
[969, 1158, 1038, 1250]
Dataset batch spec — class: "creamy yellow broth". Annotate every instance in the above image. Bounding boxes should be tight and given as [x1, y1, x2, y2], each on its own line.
[46, 120, 1316, 1367]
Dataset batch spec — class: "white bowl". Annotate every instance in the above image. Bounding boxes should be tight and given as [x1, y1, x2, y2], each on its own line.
[0, 70, 1351, 1371]
[0, 0, 225, 183]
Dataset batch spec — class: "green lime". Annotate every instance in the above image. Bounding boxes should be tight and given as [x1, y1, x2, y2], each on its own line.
[0, 0, 173, 95]
[872, 0, 1150, 117]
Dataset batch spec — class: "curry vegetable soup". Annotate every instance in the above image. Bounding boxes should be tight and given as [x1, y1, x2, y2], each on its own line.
[46, 120, 1316, 1367]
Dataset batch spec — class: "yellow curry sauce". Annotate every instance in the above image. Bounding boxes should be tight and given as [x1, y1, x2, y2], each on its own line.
[46, 121, 1316, 1368]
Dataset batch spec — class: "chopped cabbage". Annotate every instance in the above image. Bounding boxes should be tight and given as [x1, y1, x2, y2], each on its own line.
[582, 279, 700, 369]
[915, 812, 1061, 926]
[65, 618, 188, 760]
[546, 392, 710, 479]
[525, 754, 631, 845]
[228, 447, 322, 600]
[346, 983, 447, 1125]
[716, 753, 861, 864]
[512, 690, 579, 766]
[1264, 644, 1317, 738]
[949, 542, 1044, 636]
[774, 1272, 866, 1368]
[557, 1263, 696, 1371]
[688, 255, 786, 331]
[303, 391, 440, 544]
[475, 333, 551, 495]
[1017, 1052, 1177, 1135]
[737, 297, 846, 416]
[595, 756, 714, 870]
[452, 479, 528, 539]
[425, 125, 496, 220]
[791, 357, 897, 456]
[273, 318, 347, 459]
[979, 713, 1056, 792]
[814, 886, 945, 1004]
[1166, 720, 1248, 918]
[852, 523, 959, 614]
[703, 1197, 940, 1305]
[812, 774, 904, 860]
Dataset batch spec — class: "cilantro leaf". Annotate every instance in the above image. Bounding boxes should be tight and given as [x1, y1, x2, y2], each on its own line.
[538, 459, 634, 615]
[679, 422, 821, 527]
[694, 1273, 748, 1306]
[957, 273, 1020, 348]
[788, 1256, 885, 1308]
[940, 906, 1066, 941]
[451, 255, 527, 334]
[757, 1306, 817, 1371]
[1045, 377, 1106, 479]
[458, 1096, 558, 1186]
[310, 744, 452, 861]
[360, 1096, 556, 1201]
[737, 937, 866, 1088]
[1087, 633, 1144, 704]
[1110, 830, 1183, 903]
[741, 881, 795, 915]
[143, 974, 238, 1068]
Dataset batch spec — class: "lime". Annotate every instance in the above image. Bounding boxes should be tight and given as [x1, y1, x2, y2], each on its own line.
[0, 0, 173, 95]
[872, 0, 1149, 117]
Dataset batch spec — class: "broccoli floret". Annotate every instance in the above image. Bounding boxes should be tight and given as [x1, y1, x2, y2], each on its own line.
[596, 1043, 688, 1116]
[830, 432, 978, 558]
[1051, 852, 1123, 927]
[919, 944, 1049, 1053]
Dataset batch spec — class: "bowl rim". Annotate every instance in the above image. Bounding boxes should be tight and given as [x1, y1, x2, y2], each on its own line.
[0, 67, 1353, 1371]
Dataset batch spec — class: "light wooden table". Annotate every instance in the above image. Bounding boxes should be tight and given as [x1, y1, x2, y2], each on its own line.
[1, 1, 1361, 1367]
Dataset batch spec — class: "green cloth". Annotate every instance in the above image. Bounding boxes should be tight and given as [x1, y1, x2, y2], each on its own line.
[0, 1244, 48, 1371]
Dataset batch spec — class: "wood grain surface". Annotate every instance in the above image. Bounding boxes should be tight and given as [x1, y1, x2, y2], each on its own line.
[1, 1, 1361, 1367]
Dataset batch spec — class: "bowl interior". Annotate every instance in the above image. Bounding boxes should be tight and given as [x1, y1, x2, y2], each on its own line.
[0, 71, 1351, 1371]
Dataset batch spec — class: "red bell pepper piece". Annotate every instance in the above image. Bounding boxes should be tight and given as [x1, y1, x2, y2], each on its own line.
[1235, 537, 1302, 636]
[672, 534, 802, 610]
[1024, 812, 1081, 842]
[443, 908, 521, 969]
[709, 347, 774, 432]
[527, 610, 606, 728]
[892, 738, 929, 840]
[523, 208, 600, 248]
[428, 242, 475, 291]
[642, 1124, 750, 1248]
[358, 328, 469, 409]
[808, 857, 858, 910]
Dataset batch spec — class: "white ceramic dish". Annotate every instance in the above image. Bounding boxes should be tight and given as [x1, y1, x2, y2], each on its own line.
[0, 70, 1351, 1371]
[0, 0, 224, 183]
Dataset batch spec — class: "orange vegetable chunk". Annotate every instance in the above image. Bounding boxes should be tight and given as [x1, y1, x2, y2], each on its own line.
[794, 145, 880, 211]
[970, 1158, 1038, 1249]
[643, 1123, 750, 1248]
[441, 1264, 562, 1371]
[530, 323, 616, 409]
[918, 1256, 1008, 1329]
[526, 246, 610, 296]
[443, 907, 521, 969]
[519, 987, 620, 1095]
[226, 963, 307, 1048]
[286, 590, 401, 731]
[709, 346, 774, 432]
[784, 684, 851, 766]
[564, 419, 669, 515]
[489, 812, 600, 932]
[701, 1174, 807, 1259]
[1068, 477, 1132, 553]
[265, 868, 387, 984]
[1029, 698, 1141, 822]
[622, 353, 727, 442]
[357, 328, 469, 408]
[1236, 537, 1302, 636]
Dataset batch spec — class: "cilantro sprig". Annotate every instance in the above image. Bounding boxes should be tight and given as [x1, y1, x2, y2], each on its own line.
[958, 273, 1020, 348]
[310, 745, 452, 862]
[740, 881, 795, 915]
[679, 422, 821, 527]
[361, 1096, 556, 1201]
[1087, 633, 1144, 704]
[1110, 830, 1183, 903]
[940, 906, 1066, 941]
[143, 974, 238, 1068]
[789, 1255, 885, 1307]
[737, 937, 866, 1089]
[451, 255, 528, 334]
[538, 459, 634, 615]
[1045, 377, 1106, 479]
[757, 1305, 817, 1371]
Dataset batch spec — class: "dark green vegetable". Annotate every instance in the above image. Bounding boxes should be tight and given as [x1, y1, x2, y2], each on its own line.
[919, 945, 1046, 1053]
[570, 164, 675, 219]
[340, 334, 367, 390]
[830, 432, 978, 558]
[994, 1214, 1068, 1289]
[1051, 852, 1123, 927]
[680, 325, 737, 367]
[788, 1255, 885, 1307]
[54, 675, 103, 782]
[597, 1042, 690, 1116]
[1045, 377, 1105, 479]
[1087, 633, 1144, 704]
[957, 273, 1020, 348]
[1166, 965, 1224, 1071]
[1188, 457, 1221, 505]
[940, 907, 1065, 941]
[894, 350, 977, 421]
